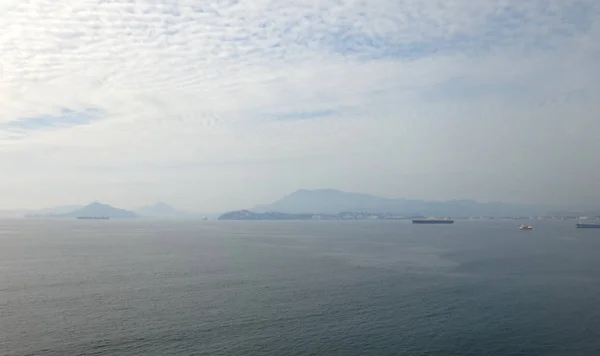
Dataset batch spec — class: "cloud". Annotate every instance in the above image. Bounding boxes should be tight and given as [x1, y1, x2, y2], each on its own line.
[0, 108, 103, 133]
[0, 0, 599, 210]
[272, 109, 335, 121]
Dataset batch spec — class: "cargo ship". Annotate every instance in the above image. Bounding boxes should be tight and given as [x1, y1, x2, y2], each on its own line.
[412, 217, 454, 224]
[576, 220, 600, 228]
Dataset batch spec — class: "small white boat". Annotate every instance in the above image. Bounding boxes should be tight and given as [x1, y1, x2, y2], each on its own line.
[519, 224, 533, 230]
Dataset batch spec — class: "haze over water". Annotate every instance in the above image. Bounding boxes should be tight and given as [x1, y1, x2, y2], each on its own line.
[1, 219, 600, 355]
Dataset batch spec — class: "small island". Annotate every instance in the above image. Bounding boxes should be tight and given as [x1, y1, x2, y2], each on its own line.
[26, 202, 136, 219]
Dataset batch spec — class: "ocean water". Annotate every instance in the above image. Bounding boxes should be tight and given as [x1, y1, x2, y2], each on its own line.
[1, 219, 600, 356]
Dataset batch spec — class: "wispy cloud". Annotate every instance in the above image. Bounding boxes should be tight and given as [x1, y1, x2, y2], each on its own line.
[0, 0, 599, 209]
[0, 108, 103, 132]
[421, 77, 527, 103]
[273, 110, 335, 121]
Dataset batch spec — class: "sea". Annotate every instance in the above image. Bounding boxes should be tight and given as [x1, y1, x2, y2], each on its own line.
[1, 219, 600, 356]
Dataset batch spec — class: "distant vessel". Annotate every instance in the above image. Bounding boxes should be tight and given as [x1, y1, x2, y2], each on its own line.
[576, 220, 600, 228]
[77, 216, 110, 220]
[412, 217, 454, 224]
[519, 224, 533, 230]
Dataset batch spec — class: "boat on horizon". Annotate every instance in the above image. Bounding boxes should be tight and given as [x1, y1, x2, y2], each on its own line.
[412, 217, 454, 224]
[576, 220, 600, 228]
[519, 224, 533, 230]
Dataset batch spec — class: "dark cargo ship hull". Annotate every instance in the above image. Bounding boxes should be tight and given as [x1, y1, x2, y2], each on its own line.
[576, 223, 600, 228]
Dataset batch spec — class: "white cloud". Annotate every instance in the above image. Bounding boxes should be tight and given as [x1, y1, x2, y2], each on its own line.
[0, 0, 599, 210]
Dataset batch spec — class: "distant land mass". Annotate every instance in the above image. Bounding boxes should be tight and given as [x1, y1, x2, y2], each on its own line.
[68, 202, 137, 218]
[218, 210, 422, 221]
[22, 205, 85, 218]
[251, 189, 547, 217]
[219, 210, 312, 220]
[32, 205, 85, 215]
[135, 202, 190, 218]
[27, 202, 136, 219]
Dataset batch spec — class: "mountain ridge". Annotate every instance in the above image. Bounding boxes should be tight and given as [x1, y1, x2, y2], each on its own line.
[252, 189, 546, 216]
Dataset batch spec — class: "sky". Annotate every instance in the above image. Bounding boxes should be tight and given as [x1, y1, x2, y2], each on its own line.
[0, 0, 599, 211]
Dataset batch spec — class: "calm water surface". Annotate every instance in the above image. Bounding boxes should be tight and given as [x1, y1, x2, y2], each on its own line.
[1, 219, 600, 355]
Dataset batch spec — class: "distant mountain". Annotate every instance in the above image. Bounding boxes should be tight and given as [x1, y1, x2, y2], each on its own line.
[253, 189, 544, 216]
[135, 202, 189, 218]
[63, 202, 137, 218]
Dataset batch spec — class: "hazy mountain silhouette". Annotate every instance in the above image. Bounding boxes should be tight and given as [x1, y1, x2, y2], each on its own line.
[135, 202, 189, 218]
[63, 202, 137, 218]
[253, 189, 544, 216]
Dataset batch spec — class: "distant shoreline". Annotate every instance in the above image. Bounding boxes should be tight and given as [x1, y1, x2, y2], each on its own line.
[217, 210, 599, 221]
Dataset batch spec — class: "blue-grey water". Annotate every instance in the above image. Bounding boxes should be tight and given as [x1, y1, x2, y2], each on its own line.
[1, 219, 600, 356]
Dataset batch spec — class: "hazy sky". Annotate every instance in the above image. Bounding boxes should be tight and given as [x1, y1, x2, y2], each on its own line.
[0, 0, 599, 211]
